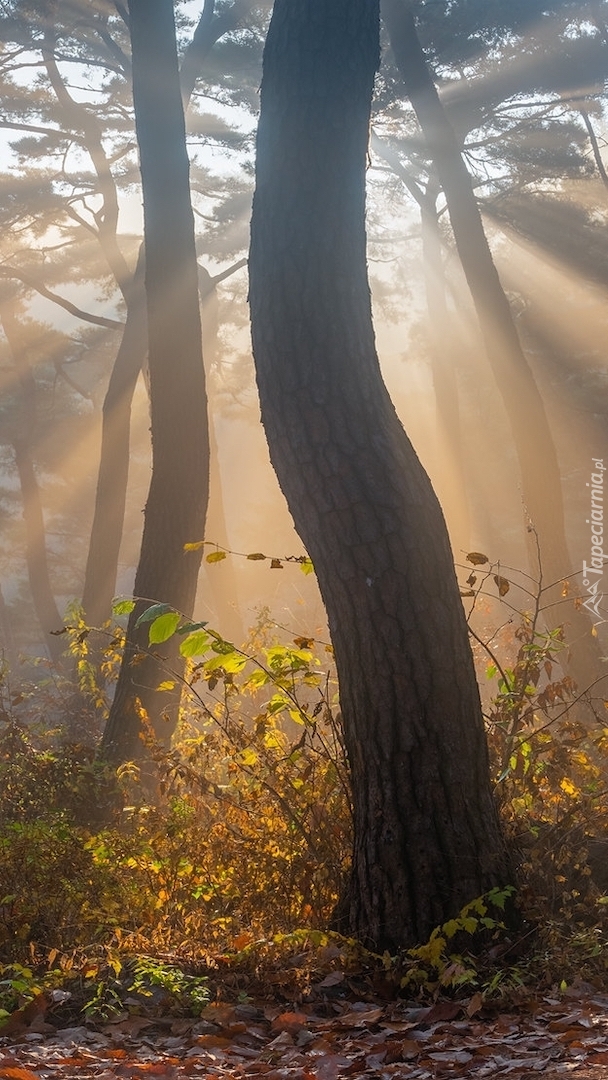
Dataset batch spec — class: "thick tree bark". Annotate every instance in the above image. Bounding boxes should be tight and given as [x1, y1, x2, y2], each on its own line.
[249, 0, 512, 950]
[382, 0, 602, 697]
[100, 0, 208, 764]
[0, 299, 64, 665]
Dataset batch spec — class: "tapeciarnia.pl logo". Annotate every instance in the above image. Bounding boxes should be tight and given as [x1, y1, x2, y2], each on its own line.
[582, 457, 606, 627]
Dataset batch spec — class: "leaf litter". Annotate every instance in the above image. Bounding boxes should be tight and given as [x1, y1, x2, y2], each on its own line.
[3, 988, 608, 1080]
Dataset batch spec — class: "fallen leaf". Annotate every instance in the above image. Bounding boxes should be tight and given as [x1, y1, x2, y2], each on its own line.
[422, 1001, 462, 1024]
[271, 1013, 309, 1035]
[316, 972, 345, 989]
[0, 1068, 42, 1080]
[466, 992, 484, 1018]
[338, 1008, 383, 1027]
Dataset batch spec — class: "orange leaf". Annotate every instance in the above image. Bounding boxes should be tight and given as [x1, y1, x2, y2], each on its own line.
[271, 1011, 309, 1034]
[0, 1067, 43, 1080]
[194, 1034, 232, 1049]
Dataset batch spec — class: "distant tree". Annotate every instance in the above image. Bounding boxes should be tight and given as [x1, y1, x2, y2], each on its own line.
[382, 0, 605, 696]
[0, 0, 259, 641]
[100, 0, 208, 765]
[249, 0, 513, 950]
[0, 292, 64, 663]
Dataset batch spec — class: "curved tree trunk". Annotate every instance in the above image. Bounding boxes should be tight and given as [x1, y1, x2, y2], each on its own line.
[100, 0, 208, 765]
[249, 0, 512, 951]
[382, 0, 603, 698]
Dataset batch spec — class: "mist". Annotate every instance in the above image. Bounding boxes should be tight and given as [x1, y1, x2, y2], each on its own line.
[0, 0, 606, 695]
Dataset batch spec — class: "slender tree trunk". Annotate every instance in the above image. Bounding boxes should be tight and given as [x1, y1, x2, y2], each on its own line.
[249, 0, 512, 951]
[382, 0, 602, 697]
[0, 299, 64, 664]
[82, 246, 147, 627]
[100, 0, 208, 765]
[82, 5, 244, 629]
[420, 177, 471, 549]
[198, 264, 246, 645]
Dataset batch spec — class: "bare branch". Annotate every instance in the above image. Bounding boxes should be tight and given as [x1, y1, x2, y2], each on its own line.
[0, 266, 124, 330]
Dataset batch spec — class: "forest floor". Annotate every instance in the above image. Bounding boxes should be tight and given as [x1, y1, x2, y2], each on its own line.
[3, 983, 608, 1080]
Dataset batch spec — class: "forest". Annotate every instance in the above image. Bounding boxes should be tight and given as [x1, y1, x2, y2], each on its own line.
[2, 0, 608, 1076]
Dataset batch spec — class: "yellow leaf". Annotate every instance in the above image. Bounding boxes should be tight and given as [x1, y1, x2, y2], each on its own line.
[184, 540, 206, 551]
[207, 550, 227, 563]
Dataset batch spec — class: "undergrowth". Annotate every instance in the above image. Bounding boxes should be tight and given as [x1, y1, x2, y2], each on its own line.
[2, 553, 608, 1024]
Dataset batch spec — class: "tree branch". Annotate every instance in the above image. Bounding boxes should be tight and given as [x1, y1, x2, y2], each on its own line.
[0, 266, 124, 330]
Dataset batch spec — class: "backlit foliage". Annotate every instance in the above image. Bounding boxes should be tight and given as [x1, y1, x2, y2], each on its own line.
[2, 575, 608, 1003]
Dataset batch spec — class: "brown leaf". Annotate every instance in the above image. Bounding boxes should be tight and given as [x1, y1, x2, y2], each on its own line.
[316, 972, 345, 989]
[338, 1007, 383, 1027]
[271, 1012, 308, 1034]
[466, 992, 484, 1018]
[422, 1001, 462, 1023]
[428, 1050, 473, 1063]
[0, 994, 47, 1035]
[466, 551, 489, 565]
[494, 574, 510, 596]
[397, 1039, 421, 1060]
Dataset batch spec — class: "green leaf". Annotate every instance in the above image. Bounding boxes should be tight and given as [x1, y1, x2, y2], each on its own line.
[135, 603, 173, 628]
[300, 558, 314, 575]
[442, 919, 460, 939]
[461, 916, 479, 934]
[148, 611, 181, 644]
[205, 651, 248, 674]
[177, 620, 208, 634]
[179, 631, 212, 658]
[244, 668, 270, 689]
[112, 598, 136, 616]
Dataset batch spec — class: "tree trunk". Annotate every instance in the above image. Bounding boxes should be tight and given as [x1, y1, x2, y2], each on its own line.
[100, 0, 208, 765]
[0, 298, 64, 665]
[82, 246, 147, 628]
[82, 2, 238, 630]
[197, 263, 246, 645]
[420, 177, 471, 550]
[249, 0, 512, 951]
[382, 0, 602, 698]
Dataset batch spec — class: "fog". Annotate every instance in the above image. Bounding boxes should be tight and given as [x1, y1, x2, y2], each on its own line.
[0, 0, 607, 694]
